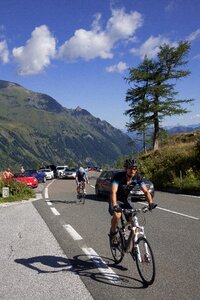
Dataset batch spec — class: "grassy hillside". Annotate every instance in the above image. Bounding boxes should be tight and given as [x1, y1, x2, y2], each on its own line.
[138, 130, 200, 194]
[0, 80, 131, 169]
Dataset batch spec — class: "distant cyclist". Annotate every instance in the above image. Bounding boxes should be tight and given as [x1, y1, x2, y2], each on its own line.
[109, 158, 157, 246]
[75, 167, 89, 195]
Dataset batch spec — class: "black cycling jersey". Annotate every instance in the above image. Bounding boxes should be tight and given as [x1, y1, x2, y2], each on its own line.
[76, 171, 87, 182]
[111, 171, 145, 203]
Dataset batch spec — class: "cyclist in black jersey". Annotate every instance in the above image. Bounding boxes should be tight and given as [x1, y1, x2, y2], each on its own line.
[109, 158, 157, 245]
[75, 167, 89, 194]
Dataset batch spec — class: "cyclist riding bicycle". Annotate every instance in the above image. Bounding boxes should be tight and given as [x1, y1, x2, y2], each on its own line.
[75, 167, 89, 195]
[109, 158, 157, 246]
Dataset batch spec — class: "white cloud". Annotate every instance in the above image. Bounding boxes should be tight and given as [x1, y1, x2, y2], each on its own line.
[58, 8, 143, 61]
[12, 25, 56, 75]
[0, 40, 9, 64]
[165, 1, 176, 12]
[186, 28, 200, 42]
[131, 35, 177, 59]
[106, 61, 128, 73]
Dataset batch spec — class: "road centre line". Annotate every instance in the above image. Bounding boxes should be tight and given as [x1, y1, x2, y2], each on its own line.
[63, 224, 83, 241]
[138, 202, 199, 220]
[44, 188, 49, 199]
[50, 207, 60, 216]
[44, 179, 56, 199]
[63, 224, 120, 283]
[81, 246, 120, 284]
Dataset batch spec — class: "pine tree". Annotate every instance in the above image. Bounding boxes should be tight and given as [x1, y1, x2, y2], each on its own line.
[125, 41, 193, 151]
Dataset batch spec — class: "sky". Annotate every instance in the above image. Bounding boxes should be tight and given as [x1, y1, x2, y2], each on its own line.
[0, 0, 200, 130]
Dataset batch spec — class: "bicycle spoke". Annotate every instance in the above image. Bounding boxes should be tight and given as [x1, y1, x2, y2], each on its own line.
[135, 237, 155, 285]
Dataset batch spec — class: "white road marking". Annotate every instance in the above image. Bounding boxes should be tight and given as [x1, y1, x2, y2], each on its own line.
[50, 207, 60, 215]
[46, 200, 52, 206]
[44, 188, 49, 199]
[138, 202, 199, 220]
[44, 179, 56, 199]
[81, 247, 120, 284]
[63, 224, 83, 241]
[90, 185, 95, 188]
[179, 194, 200, 199]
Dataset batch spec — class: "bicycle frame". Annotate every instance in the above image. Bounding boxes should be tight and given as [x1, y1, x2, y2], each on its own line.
[120, 209, 149, 260]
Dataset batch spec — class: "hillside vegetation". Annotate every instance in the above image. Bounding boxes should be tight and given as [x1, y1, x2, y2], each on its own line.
[0, 80, 131, 169]
[138, 130, 200, 194]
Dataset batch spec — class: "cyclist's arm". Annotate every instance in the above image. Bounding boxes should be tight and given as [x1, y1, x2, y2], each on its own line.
[75, 175, 79, 185]
[111, 183, 118, 207]
[85, 174, 89, 183]
[141, 184, 153, 204]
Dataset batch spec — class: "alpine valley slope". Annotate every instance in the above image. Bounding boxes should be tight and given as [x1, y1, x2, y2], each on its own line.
[0, 80, 132, 169]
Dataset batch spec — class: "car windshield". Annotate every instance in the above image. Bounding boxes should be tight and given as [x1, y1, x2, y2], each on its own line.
[57, 167, 65, 170]
[65, 168, 76, 172]
[42, 169, 51, 172]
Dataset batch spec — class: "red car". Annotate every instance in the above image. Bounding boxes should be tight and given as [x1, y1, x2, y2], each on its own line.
[13, 173, 38, 188]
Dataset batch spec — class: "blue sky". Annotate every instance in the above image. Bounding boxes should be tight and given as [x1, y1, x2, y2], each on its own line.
[0, 0, 200, 129]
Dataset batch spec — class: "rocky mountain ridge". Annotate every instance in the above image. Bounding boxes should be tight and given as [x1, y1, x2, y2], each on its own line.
[0, 80, 131, 169]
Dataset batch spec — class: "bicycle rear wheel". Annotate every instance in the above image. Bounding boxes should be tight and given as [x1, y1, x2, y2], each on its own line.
[109, 230, 124, 264]
[135, 237, 155, 285]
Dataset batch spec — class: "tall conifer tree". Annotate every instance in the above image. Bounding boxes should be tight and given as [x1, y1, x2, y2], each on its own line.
[125, 41, 193, 150]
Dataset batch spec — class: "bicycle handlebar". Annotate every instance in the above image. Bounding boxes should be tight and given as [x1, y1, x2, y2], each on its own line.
[117, 204, 157, 215]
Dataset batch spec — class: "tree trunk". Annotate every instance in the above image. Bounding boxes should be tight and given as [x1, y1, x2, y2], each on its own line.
[153, 113, 159, 151]
[143, 131, 147, 153]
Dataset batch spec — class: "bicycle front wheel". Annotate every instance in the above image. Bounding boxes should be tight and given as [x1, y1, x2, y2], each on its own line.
[135, 237, 155, 285]
[109, 230, 124, 264]
[81, 193, 85, 205]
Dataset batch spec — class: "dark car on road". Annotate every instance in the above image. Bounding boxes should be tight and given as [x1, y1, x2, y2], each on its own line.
[95, 169, 154, 200]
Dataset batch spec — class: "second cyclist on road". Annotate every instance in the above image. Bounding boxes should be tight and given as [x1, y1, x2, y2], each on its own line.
[75, 167, 89, 195]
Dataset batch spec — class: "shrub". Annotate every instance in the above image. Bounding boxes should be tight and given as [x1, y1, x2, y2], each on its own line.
[0, 179, 34, 203]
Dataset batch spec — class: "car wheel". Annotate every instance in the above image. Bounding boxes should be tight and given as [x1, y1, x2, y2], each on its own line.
[95, 186, 101, 197]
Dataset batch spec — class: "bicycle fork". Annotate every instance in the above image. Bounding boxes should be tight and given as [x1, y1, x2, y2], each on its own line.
[133, 218, 150, 262]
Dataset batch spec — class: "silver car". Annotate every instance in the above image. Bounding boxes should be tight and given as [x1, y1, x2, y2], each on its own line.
[61, 168, 77, 179]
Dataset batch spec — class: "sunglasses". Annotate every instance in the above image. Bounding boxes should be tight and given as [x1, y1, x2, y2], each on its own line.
[128, 167, 137, 171]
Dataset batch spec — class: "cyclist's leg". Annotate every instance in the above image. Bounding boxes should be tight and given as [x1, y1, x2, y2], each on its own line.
[77, 182, 81, 194]
[108, 202, 122, 246]
[82, 180, 86, 193]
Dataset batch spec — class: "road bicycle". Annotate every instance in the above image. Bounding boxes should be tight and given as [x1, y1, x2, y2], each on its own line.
[76, 182, 86, 205]
[109, 205, 156, 285]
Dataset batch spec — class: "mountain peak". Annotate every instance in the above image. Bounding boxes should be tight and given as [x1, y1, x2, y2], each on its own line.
[73, 106, 91, 117]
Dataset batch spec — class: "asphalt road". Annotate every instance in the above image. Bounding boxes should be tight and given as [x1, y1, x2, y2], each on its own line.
[33, 172, 200, 300]
[1, 172, 199, 300]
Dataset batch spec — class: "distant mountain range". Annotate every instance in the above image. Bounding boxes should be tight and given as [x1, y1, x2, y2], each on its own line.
[0, 80, 132, 169]
[165, 124, 200, 134]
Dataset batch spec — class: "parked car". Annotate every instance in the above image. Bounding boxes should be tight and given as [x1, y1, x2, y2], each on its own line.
[56, 165, 68, 178]
[60, 167, 76, 179]
[95, 169, 154, 200]
[95, 167, 103, 172]
[24, 170, 46, 183]
[13, 173, 38, 188]
[39, 168, 54, 180]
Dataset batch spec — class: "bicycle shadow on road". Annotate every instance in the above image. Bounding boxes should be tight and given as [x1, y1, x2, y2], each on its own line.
[84, 194, 109, 203]
[15, 255, 147, 289]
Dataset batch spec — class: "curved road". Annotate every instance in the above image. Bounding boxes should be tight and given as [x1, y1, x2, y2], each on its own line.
[31, 172, 200, 300]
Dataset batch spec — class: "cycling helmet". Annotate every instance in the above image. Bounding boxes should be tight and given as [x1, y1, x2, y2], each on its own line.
[124, 158, 138, 168]
[79, 167, 84, 174]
